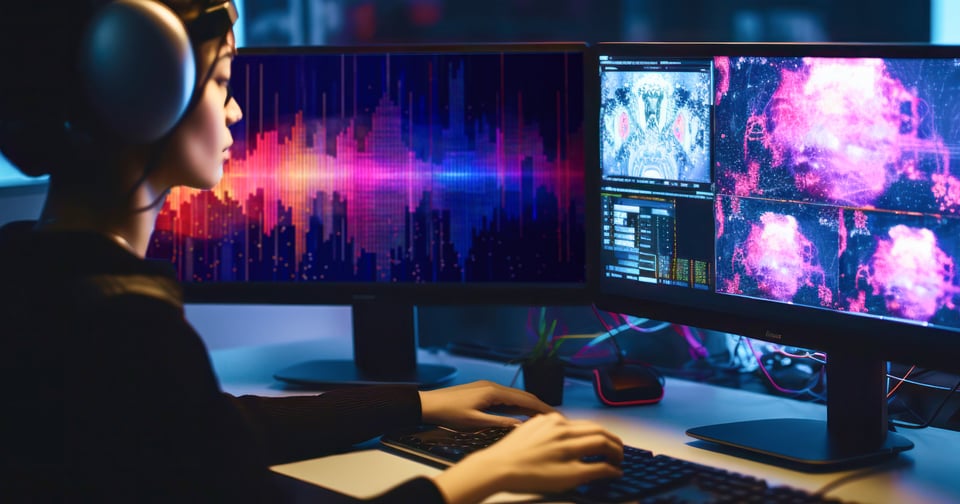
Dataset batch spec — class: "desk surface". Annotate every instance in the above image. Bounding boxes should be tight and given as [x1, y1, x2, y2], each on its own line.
[210, 339, 960, 504]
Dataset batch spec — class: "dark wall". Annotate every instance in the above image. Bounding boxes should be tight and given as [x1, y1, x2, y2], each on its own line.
[241, 0, 931, 47]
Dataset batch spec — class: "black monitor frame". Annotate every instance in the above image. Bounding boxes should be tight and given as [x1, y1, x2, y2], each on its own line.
[171, 42, 595, 388]
[590, 42, 960, 470]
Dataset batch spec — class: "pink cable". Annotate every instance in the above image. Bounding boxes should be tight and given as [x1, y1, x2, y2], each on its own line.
[590, 304, 614, 333]
[676, 324, 709, 359]
[621, 314, 644, 332]
[746, 338, 812, 395]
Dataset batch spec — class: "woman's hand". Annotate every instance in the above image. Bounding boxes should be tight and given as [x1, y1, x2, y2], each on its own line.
[418, 380, 555, 430]
[432, 412, 624, 504]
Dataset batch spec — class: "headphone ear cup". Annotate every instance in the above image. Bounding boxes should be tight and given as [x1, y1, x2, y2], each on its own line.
[79, 0, 196, 144]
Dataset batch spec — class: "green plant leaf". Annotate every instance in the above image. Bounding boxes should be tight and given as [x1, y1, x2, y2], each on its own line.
[517, 307, 570, 363]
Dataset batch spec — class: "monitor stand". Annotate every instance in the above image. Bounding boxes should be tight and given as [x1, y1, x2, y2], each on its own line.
[273, 301, 457, 389]
[686, 351, 913, 471]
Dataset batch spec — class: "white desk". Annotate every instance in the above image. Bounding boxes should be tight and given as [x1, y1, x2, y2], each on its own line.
[210, 339, 960, 504]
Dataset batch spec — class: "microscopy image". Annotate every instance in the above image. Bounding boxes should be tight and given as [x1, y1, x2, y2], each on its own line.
[600, 69, 711, 183]
[714, 56, 960, 215]
[716, 195, 839, 308]
[839, 209, 960, 325]
[716, 194, 960, 325]
[712, 54, 960, 328]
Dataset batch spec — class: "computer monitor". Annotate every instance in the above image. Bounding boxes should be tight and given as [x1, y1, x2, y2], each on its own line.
[592, 42, 960, 469]
[147, 43, 589, 388]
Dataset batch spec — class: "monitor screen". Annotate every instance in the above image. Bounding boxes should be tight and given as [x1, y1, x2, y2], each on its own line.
[146, 44, 588, 386]
[593, 43, 960, 469]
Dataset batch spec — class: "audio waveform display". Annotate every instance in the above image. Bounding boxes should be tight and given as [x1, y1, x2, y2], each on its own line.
[147, 49, 586, 284]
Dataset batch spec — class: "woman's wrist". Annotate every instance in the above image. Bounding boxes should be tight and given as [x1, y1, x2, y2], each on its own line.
[417, 390, 430, 424]
[432, 452, 511, 504]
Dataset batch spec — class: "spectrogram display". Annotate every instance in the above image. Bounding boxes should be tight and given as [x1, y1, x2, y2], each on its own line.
[148, 50, 585, 284]
[599, 70, 711, 182]
[714, 56, 960, 325]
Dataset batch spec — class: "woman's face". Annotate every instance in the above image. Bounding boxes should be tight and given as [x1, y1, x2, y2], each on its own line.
[156, 30, 242, 191]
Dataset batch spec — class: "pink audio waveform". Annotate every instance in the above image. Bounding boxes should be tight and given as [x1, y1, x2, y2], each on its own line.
[156, 63, 581, 278]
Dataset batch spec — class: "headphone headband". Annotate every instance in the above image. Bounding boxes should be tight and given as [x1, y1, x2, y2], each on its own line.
[188, 1, 238, 43]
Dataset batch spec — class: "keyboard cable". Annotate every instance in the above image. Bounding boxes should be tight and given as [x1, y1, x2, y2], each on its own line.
[813, 457, 912, 498]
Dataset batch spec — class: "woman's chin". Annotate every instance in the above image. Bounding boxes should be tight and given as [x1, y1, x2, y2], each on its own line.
[195, 165, 225, 190]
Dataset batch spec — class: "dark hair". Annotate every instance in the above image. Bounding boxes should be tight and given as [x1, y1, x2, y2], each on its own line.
[0, 1, 226, 181]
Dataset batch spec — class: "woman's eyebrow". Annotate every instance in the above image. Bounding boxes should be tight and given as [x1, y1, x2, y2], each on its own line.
[217, 46, 238, 62]
[213, 51, 236, 68]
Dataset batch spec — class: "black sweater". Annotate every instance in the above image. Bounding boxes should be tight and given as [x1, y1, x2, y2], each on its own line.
[0, 220, 445, 503]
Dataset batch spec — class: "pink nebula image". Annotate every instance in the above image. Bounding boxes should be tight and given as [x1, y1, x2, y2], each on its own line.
[760, 58, 949, 207]
[714, 56, 730, 105]
[742, 212, 821, 302]
[867, 225, 957, 321]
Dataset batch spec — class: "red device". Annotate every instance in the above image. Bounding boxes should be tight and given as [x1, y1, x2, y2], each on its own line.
[592, 363, 664, 406]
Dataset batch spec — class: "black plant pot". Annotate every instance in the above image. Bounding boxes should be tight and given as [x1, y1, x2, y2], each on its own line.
[522, 360, 565, 406]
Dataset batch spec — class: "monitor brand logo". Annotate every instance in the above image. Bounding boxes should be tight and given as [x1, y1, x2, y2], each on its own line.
[764, 330, 783, 341]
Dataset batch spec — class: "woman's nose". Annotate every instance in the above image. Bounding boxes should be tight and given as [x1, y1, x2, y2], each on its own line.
[226, 96, 243, 126]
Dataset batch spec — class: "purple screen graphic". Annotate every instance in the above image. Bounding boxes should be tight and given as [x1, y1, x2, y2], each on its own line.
[715, 56, 960, 329]
[148, 50, 585, 285]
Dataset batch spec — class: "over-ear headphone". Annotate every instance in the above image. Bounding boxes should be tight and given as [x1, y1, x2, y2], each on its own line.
[78, 0, 237, 145]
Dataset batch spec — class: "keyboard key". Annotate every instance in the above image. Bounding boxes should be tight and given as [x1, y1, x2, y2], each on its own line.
[425, 444, 469, 461]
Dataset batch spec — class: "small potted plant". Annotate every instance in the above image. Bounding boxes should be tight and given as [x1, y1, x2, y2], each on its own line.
[517, 307, 566, 406]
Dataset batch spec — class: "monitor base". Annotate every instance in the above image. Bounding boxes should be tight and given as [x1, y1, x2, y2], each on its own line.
[687, 418, 913, 471]
[274, 360, 457, 389]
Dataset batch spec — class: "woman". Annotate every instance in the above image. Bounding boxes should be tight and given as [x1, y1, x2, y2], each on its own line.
[0, 1, 623, 502]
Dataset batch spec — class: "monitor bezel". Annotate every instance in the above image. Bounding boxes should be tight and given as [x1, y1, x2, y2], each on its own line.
[590, 42, 960, 374]
[174, 42, 596, 308]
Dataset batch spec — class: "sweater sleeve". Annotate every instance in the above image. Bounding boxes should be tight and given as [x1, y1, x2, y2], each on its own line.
[228, 385, 448, 504]
[367, 476, 446, 504]
[228, 385, 424, 463]
[84, 297, 441, 503]
[274, 474, 446, 504]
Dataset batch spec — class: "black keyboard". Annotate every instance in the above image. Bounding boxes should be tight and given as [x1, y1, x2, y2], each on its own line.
[380, 426, 850, 504]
